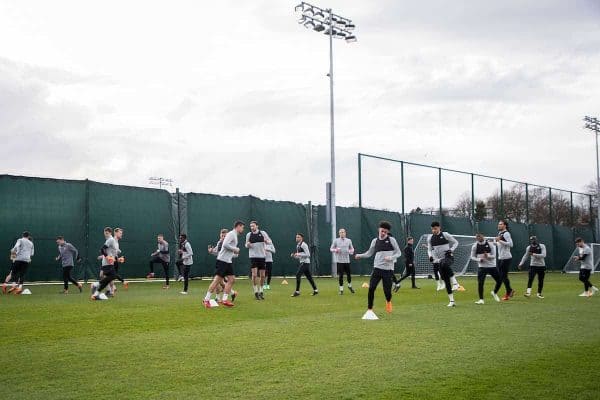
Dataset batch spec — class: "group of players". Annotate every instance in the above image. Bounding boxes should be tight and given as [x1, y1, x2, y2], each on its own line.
[3, 218, 599, 314]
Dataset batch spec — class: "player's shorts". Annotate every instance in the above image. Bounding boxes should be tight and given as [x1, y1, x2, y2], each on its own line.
[337, 263, 351, 274]
[215, 260, 235, 277]
[265, 262, 273, 271]
[250, 257, 266, 270]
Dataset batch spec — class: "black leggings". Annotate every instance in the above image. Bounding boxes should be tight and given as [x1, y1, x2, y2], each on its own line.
[149, 257, 170, 285]
[337, 263, 352, 286]
[62, 266, 79, 290]
[266, 262, 273, 285]
[527, 266, 546, 293]
[183, 265, 191, 292]
[114, 262, 125, 283]
[436, 256, 455, 295]
[368, 268, 393, 309]
[579, 269, 594, 291]
[98, 270, 117, 292]
[13, 261, 29, 285]
[497, 258, 513, 294]
[399, 264, 416, 287]
[477, 267, 502, 299]
[295, 263, 317, 292]
[433, 263, 440, 281]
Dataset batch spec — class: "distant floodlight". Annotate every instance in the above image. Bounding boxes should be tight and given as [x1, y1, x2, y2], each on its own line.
[345, 35, 357, 43]
[334, 31, 346, 39]
[313, 24, 326, 32]
[336, 19, 347, 26]
[304, 21, 316, 29]
[294, 3, 304, 12]
[346, 23, 355, 30]
[304, 7, 315, 16]
[297, 15, 306, 24]
[314, 10, 325, 18]
[324, 28, 338, 35]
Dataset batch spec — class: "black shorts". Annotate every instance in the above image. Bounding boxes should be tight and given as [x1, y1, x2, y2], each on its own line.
[250, 257, 266, 270]
[337, 263, 351, 274]
[215, 260, 235, 278]
[266, 262, 273, 270]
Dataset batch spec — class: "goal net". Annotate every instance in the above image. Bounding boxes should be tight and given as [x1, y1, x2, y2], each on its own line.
[563, 243, 600, 273]
[414, 234, 495, 276]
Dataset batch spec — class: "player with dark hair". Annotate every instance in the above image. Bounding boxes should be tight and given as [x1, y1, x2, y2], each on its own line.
[9, 231, 34, 295]
[177, 234, 193, 295]
[290, 233, 318, 297]
[471, 234, 501, 304]
[356, 221, 401, 318]
[495, 219, 515, 300]
[573, 237, 599, 297]
[92, 227, 121, 300]
[264, 240, 276, 290]
[55, 236, 82, 294]
[427, 221, 463, 307]
[245, 221, 271, 300]
[518, 236, 547, 299]
[395, 236, 418, 290]
[147, 234, 170, 289]
[203, 221, 245, 308]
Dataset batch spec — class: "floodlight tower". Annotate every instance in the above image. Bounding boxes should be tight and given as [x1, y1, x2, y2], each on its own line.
[584, 116, 600, 238]
[294, 2, 356, 277]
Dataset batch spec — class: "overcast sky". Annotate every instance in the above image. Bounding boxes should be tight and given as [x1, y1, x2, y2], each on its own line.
[1, 0, 599, 211]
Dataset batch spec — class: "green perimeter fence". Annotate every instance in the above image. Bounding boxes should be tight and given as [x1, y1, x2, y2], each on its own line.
[0, 175, 595, 282]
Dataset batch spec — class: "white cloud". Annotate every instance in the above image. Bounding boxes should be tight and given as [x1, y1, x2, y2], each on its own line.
[0, 0, 599, 212]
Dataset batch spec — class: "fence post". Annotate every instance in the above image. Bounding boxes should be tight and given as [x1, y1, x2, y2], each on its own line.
[500, 178, 504, 219]
[401, 161, 405, 215]
[438, 168, 443, 217]
[525, 183, 530, 225]
[84, 179, 90, 282]
[570, 191, 574, 227]
[549, 188, 553, 224]
[358, 153, 362, 208]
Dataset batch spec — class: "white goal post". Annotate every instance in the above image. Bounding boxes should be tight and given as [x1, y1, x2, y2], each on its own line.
[563, 243, 600, 273]
[414, 234, 496, 277]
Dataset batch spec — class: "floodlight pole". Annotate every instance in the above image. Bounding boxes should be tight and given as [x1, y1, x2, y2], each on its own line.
[295, 2, 356, 278]
[327, 8, 337, 278]
[584, 116, 600, 239]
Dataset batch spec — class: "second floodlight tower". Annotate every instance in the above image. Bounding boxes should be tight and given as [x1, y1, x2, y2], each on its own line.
[294, 2, 356, 277]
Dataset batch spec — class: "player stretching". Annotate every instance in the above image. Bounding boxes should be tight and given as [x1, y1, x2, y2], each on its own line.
[245, 221, 271, 300]
[495, 220, 515, 300]
[56, 236, 82, 294]
[330, 228, 355, 295]
[471, 234, 501, 304]
[395, 236, 418, 291]
[203, 221, 245, 308]
[178, 234, 193, 295]
[356, 221, 401, 318]
[427, 221, 463, 307]
[147, 234, 170, 289]
[517, 236, 547, 299]
[264, 240, 276, 290]
[8, 231, 34, 295]
[573, 238, 599, 297]
[290, 233, 318, 297]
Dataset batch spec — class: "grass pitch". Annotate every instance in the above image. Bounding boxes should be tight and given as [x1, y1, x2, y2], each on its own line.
[1, 273, 599, 400]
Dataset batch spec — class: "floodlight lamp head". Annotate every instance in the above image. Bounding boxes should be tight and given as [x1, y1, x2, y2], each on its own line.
[345, 35, 357, 43]
[294, 3, 304, 12]
[313, 24, 326, 32]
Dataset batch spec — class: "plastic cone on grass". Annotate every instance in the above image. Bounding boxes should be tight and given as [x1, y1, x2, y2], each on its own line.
[361, 282, 369, 288]
[281, 279, 289, 285]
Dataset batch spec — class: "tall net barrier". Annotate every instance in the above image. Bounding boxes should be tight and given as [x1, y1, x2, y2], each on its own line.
[563, 244, 600, 273]
[414, 234, 495, 276]
[1, 174, 598, 281]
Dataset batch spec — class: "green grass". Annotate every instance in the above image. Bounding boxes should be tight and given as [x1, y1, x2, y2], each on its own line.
[1, 273, 599, 400]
